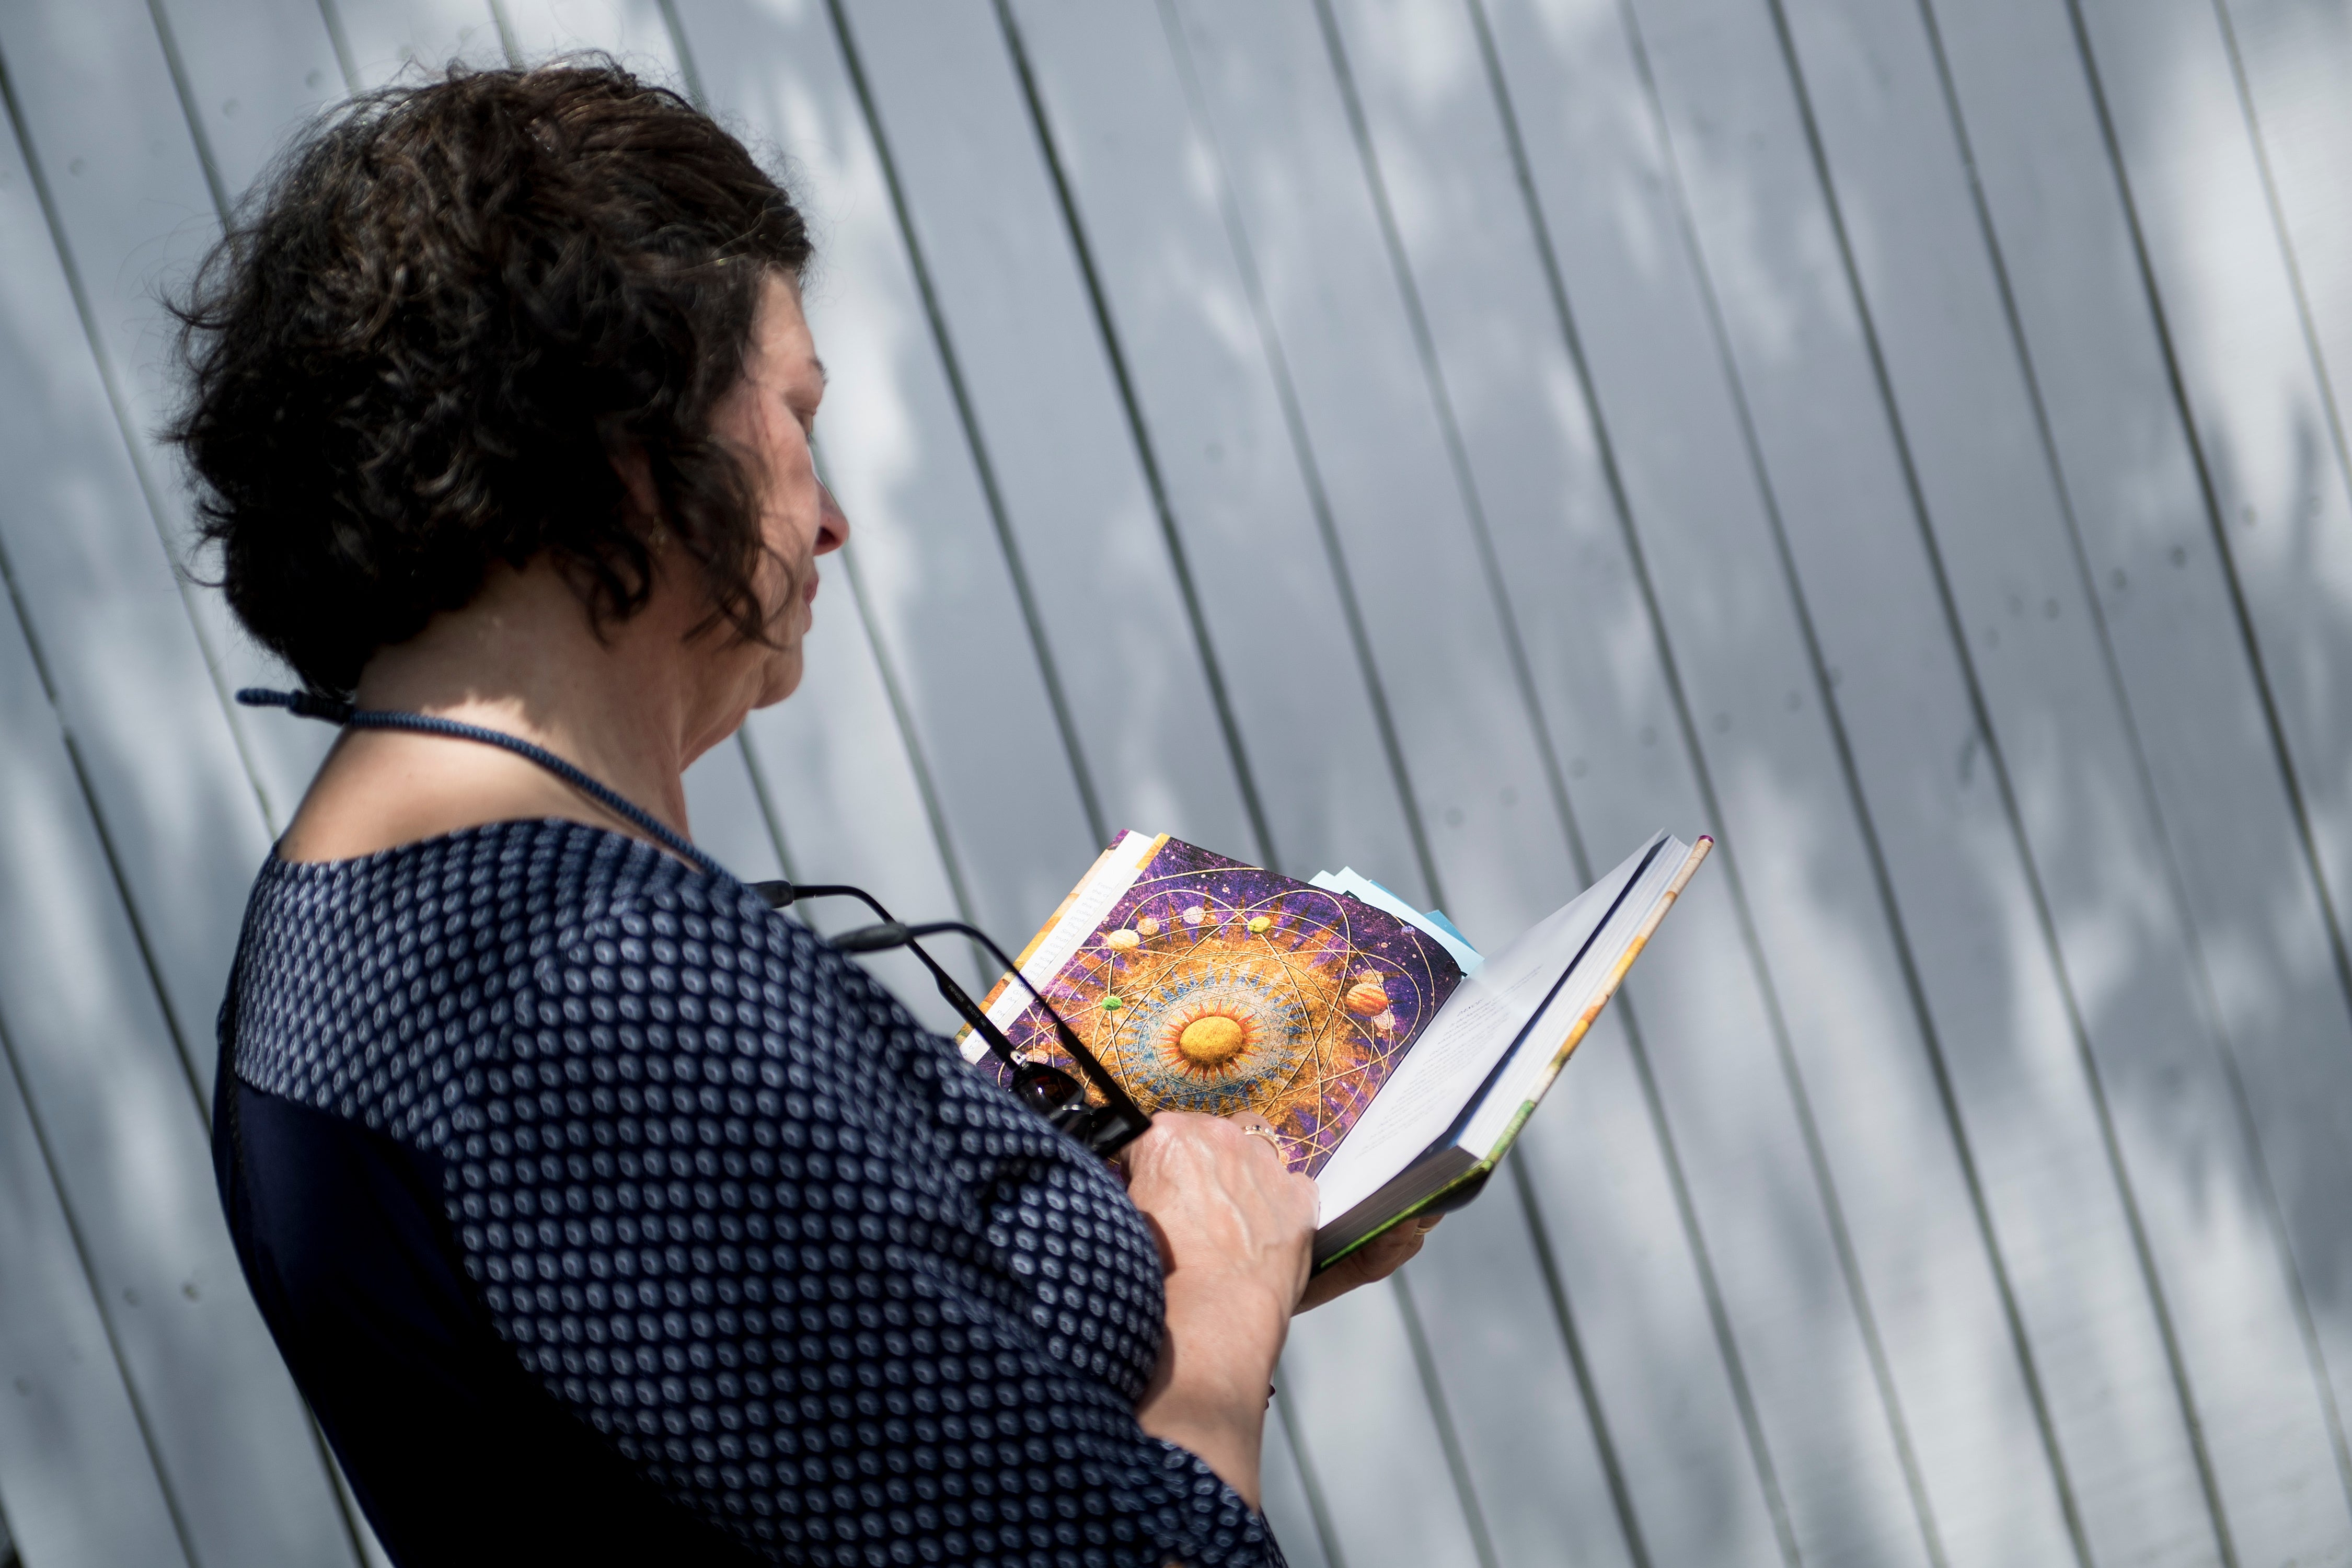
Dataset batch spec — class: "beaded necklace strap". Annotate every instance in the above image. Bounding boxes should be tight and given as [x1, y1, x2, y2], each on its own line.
[236, 688, 722, 878]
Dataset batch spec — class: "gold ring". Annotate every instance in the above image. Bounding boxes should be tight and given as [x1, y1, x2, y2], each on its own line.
[1239, 1124, 1284, 1155]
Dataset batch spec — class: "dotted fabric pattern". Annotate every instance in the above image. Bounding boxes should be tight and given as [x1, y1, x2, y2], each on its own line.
[229, 820, 1283, 1567]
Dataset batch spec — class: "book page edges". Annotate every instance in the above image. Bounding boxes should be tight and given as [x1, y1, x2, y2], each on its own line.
[1498, 834, 1712, 1123]
[1310, 835, 1713, 1272]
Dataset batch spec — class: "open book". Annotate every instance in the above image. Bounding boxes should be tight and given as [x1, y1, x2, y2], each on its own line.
[969, 831, 1711, 1267]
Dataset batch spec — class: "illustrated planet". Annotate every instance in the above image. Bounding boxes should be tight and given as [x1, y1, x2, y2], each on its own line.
[1344, 980, 1390, 1017]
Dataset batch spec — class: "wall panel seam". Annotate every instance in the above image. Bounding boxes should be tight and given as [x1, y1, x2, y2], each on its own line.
[1314, 14, 1755, 1562]
[1917, 0, 2352, 1522]
[1507, 1156, 1653, 1568]
[0, 45, 215, 1120]
[2208, 0, 2352, 531]
[0, 34, 282, 839]
[826, 0, 1108, 850]
[1389, 1273, 1502, 1568]
[143, 0, 230, 218]
[1762, 0, 2244, 1559]
[0, 995, 198, 1568]
[1607, 0, 2084, 1558]
[1270, 1385, 1350, 1568]
[654, 0, 706, 109]
[1467, 2, 1945, 1559]
[1148, 0, 1444, 908]
[989, 0, 1278, 869]
[1308, 0, 1578, 898]
[312, 0, 358, 95]
[2058, 0, 2352, 1030]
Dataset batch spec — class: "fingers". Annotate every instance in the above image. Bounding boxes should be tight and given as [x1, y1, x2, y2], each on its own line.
[1125, 1112, 1316, 1222]
[1225, 1110, 1289, 1166]
[1295, 1212, 1441, 1312]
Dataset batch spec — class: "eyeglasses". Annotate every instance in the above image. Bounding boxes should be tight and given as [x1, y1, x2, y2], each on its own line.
[750, 881, 1152, 1158]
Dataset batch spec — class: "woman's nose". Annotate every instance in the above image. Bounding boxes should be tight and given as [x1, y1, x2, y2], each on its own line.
[816, 480, 849, 554]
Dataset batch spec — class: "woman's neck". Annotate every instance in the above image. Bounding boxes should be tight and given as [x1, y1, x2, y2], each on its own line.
[278, 560, 741, 864]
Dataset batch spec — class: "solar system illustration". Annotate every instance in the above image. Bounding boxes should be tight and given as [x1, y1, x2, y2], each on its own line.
[998, 839, 1466, 1175]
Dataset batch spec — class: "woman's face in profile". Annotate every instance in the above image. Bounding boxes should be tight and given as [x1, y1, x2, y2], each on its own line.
[710, 272, 847, 710]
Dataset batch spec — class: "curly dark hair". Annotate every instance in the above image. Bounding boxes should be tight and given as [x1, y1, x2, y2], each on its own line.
[168, 61, 812, 694]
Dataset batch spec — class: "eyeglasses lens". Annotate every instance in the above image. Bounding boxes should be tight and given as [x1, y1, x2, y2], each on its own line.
[1012, 1063, 1083, 1113]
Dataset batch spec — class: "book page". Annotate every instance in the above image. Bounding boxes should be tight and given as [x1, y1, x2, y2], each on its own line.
[1307, 868, 1484, 973]
[980, 831, 1160, 1033]
[1452, 837, 1694, 1158]
[981, 836, 1466, 1174]
[1311, 832, 1670, 1225]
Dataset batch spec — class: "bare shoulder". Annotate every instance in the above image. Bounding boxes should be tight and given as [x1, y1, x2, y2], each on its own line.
[274, 728, 615, 863]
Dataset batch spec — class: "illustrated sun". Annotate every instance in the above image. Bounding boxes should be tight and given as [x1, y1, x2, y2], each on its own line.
[1162, 1003, 1259, 1077]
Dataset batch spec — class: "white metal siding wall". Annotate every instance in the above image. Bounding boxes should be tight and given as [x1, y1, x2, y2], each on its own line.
[0, 2, 2347, 1565]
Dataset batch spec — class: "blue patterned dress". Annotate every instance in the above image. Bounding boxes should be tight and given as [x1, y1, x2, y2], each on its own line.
[214, 818, 1283, 1567]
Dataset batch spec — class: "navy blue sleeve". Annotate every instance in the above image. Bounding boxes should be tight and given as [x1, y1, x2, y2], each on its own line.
[448, 880, 1285, 1567]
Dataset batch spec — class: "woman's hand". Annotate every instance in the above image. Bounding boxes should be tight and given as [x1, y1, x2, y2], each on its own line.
[1122, 1111, 1317, 1510]
[1297, 1213, 1440, 1312]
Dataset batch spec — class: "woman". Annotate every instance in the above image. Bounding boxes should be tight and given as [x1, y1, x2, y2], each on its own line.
[175, 62, 1428, 1566]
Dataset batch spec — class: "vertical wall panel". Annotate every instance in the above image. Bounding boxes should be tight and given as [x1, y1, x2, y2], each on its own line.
[1320, 3, 2108, 1563]
[1147, 0, 1583, 936]
[981, 0, 1425, 891]
[0, 819, 185, 1568]
[1469, 0, 2114, 1561]
[0, 0, 282, 1081]
[1606, 0, 2285, 1562]
[0, 60, 358, 1568]
[1279, 1283, 1489, 1568]
[0, 0, 336, 834]
[1934, 0, 2352, 1513]
[821, 0, 1262, 858]
[1378, 1153, 1642, 1568]
[2217, 0, 2352, 450]
[1258, 1397, 1338, 1568]
[670, 0, 1102, 943]
[1502, 1019, 1784, 1566]
[1773, 1, 2352, 1561]
[2077, 0, 2352, 962]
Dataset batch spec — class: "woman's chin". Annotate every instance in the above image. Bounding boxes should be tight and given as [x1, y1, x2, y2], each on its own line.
[752, 653, 804, 710]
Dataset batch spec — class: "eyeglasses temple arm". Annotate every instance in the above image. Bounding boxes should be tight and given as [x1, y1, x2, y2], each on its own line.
[905, 920, 1151, 1137]
[760, 883, 1030, 1075]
